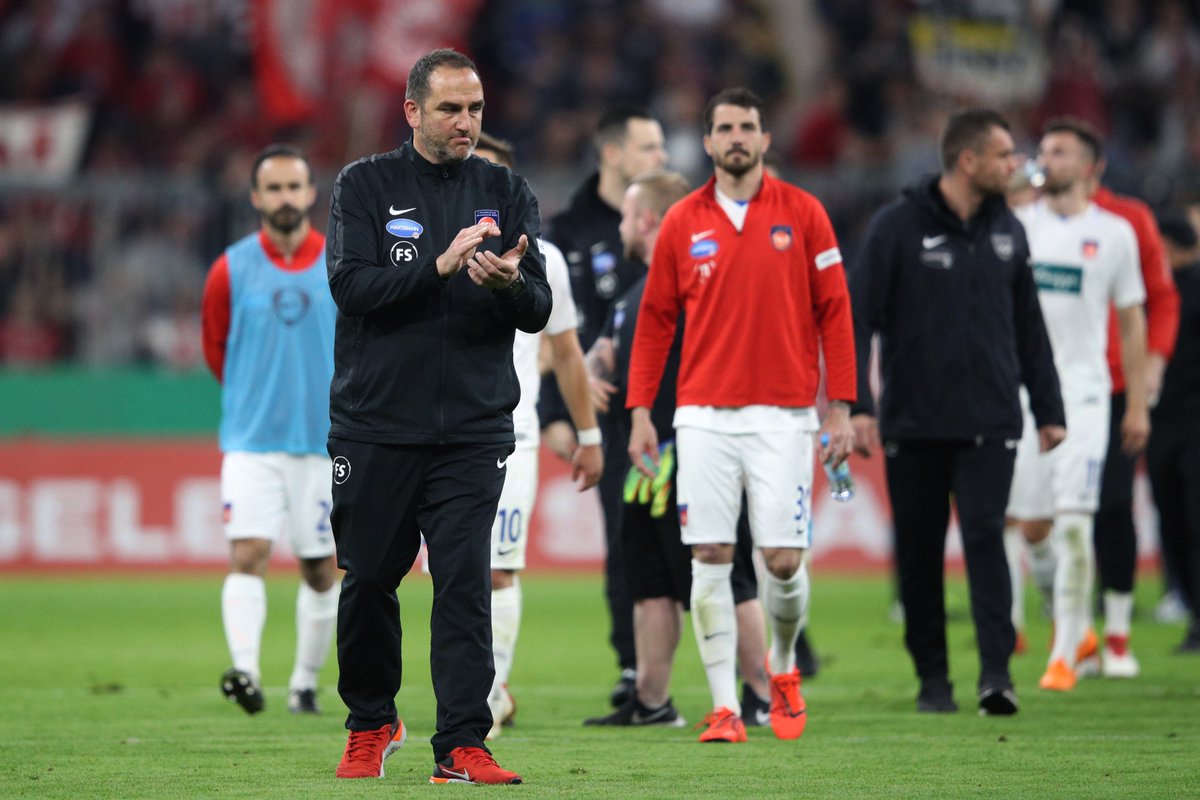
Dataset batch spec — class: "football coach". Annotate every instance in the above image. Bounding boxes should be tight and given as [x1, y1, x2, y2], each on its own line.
[325, 48, 550, 785]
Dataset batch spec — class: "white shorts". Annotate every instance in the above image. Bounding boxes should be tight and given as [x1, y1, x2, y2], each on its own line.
[675, 427, 814, 549]
[220, 451, 335, 559]
[1007, 398, 1109, 519]
[491, 447, 539, 570]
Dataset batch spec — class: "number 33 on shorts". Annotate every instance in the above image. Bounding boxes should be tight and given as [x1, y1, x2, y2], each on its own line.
[793, 484, 810, 537]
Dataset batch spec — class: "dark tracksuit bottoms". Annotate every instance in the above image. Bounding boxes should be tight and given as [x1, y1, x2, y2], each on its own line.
[1095, 391, 1139, 595]
[599, 411, 636, 671]
[1147, 418, 1200, 622]
[329, 437, 510, 761]
[886, 438, 1017, 689]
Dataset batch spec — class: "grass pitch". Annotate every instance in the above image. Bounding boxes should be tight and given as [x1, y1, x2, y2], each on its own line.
[0, 572, 1196, 799]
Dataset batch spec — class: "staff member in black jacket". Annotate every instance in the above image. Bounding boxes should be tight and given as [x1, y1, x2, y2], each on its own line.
[849, 108, 1065, 716]
[325, 49, 550, 786]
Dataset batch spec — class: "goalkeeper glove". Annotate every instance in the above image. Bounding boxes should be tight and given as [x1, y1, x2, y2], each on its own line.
[623, 441, 675, 518]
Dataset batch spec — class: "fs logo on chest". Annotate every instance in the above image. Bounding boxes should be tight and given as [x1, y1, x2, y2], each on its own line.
[391, 241, 418, 266]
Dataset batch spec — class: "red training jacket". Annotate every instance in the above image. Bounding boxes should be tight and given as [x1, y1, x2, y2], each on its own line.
[1093, 186, 1179, 393]
[627, 172, 856, 410]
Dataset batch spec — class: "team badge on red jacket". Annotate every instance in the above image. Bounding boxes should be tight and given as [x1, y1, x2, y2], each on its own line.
[771, 225, 793, 251]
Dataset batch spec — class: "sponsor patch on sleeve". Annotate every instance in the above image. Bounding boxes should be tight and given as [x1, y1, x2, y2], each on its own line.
[814, 247, 842, 270]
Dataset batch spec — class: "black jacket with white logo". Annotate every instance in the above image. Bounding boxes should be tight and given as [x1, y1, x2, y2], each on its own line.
[849, 176, 1064, 441]
[326, 141, 551, 445]
[545, 173, 646, 350]
[536, 173, 648, 428]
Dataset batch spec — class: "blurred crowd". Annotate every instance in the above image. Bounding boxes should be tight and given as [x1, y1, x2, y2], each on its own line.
[1, 0, 1199, 368]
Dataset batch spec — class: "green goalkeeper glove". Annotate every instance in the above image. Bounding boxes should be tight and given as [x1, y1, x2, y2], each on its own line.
[623, 441, 675, 518]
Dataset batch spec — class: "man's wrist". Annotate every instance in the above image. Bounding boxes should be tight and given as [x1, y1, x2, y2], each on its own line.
[494, 272, 526, 297]
[576, 427, 602, 447]
[829, 400, 851, 412]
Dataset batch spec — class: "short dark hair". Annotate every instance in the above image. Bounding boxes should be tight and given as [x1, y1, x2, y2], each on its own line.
[1042, 116, 1105, 163]
[475, 131, 515, 168]
[595, 104, 655, 149]
[939, 109, 1011, 172]
[251, 144, 312, 188]
[405, 48, 479, 107]
[704, 87, 765, 134]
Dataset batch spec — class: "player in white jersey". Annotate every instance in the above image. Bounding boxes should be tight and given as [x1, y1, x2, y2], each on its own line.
[474, 134, 604, 737]
[1007, 118, 1149, 692]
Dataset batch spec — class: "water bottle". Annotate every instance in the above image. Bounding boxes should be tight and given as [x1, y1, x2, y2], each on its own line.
[1023, 158, 1045, 189]
[819, 433, 855, 502]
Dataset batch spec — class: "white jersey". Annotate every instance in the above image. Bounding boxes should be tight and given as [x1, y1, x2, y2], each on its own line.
[1016, 200, 1144, 402]
[512, 239, 578, 448]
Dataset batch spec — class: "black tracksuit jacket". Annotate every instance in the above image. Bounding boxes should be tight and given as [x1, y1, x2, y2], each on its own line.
[325, 141, 552, 445]
[545, 172, 646, 350]
[849, 176, 1065, 441]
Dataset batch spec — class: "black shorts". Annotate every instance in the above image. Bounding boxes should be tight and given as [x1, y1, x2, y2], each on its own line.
[622, 489, 759, 609]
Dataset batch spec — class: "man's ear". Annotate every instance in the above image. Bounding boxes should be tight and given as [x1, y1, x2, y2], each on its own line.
[403, 98, 421, 129]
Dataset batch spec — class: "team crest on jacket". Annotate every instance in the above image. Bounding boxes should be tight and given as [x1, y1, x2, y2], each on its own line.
[1082, 239, 1099, 258]
[991, 233, 1014, 261]
[770, 225, 793, 251]
[475, 209, 499, 226]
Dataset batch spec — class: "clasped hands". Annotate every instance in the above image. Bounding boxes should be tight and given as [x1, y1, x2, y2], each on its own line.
[437, 222, 527, 289]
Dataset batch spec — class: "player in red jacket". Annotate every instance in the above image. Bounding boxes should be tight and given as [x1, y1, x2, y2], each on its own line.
[1090, 175, 1179, 676]
[626, 87, 856, 744]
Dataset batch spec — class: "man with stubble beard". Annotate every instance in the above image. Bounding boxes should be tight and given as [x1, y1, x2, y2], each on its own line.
[325, 49, 550, 785]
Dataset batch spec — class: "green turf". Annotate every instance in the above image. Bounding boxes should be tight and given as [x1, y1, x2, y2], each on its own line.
[0, 572, 1195, 798]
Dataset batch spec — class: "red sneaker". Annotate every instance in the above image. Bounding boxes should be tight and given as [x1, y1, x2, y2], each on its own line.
[335, 718, 406, 778]
[697, 707, 747, 743]
[767, 666, 807, 740]
[1038, 658, 1076, 692]
[430, 746, 522, 784]
[1075, 628, 1100, 677]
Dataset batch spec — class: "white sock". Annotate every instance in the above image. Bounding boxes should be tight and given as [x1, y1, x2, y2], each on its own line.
[1104, 590, 1134, 640]
[764, 566, 807, 675]
[1003, 526, 1025, 632]
[222, 573, 266, 682]
[1049, 513, 1094, 666]
[691, 560, 740, 715]
[1027, 535, 1056, 617]
[490, 578, 522, 699]
[289, 582, 339, 691]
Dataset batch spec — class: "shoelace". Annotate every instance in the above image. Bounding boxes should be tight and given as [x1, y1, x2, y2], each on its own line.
[452, 747, 501, 769]
[772, 674, 803, 713]
[695, 709, 734, 730]
[345, 726, 390, 762]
